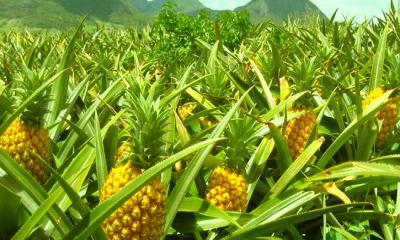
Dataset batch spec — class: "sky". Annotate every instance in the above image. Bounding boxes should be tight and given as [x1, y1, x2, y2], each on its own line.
[198, 0, 399, 21]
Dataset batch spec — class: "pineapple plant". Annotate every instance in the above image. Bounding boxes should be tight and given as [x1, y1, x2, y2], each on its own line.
[363, 87, 398, 147]
[361, 49, 400, 148]
[0, 71, 52, 184]
[284, 57, 318, 159]
[284, 107, 317, 159]
[100, 79, 169, 239]
[206, 113, 259, 212]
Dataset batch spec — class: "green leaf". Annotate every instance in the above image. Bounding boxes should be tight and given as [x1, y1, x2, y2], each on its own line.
[178, 197, 240, 228]
[309, 162, 400, 181]
[268, 137, 324, 199]
[370, 25, 389, 90]
[246, 138, 274, 204]
[0, 150, 72, 236]
[268, 122, 292, 172]
[249, 58, 276, 109]
[94, 112, 107, 191]
[225, 203, 370, 240]
[237, 191, 319, 232]
[47, 17, 86, 125]
[0, 183, 21, 234]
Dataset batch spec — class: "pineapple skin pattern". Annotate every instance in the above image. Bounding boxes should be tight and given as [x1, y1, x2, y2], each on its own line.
[115, 141, 132, 162]
[363, 87, 398, 146]
[0, 117, 52, 183]
[284, 109, 317, 159]
[206, 166, 247, 212]
[100, 163, 166, 240]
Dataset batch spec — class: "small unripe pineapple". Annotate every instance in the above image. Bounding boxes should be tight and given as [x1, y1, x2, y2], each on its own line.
[206, 166, 247, 212]
[284, 109, 317, 159]
[100, 163, 166, 240]
[363, 87, 398, 146]
[0, 118, 52, 183]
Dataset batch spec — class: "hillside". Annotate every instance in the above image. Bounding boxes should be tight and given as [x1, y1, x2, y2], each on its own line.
[0, 0, 148, 29]
[130, 0, 206, 14]
[0, 0, 326, 29]
[236, 0, 326, 22]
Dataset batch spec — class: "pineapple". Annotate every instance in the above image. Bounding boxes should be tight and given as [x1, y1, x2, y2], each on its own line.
[0, 72, 52, 184]
[177, 102, 196, 120]
[284, 57, 318, 159]
[115, 140, 132, 162]
[100, 80, 168, 240]
[178, 102, 217, 128]
[206, 114, 258, 212]
[284, 108, 317, 159]
[363, 87, 398, 146]
[206, 166, 247, 212]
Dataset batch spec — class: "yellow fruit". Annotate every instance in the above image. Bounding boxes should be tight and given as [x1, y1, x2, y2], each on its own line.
[0, 117, 52, 183]
[206, 166, 247, 212]
[177, 102, 196, 120]
[115, 141, 132, 162]
[284, 109, 316, 159]
[100, 163, 166, 240]
[363, 87, 398, 146]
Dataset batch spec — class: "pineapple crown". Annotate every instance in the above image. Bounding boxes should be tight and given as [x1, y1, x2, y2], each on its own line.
[288, 56, 319, 109]
[14, 68, 50, 127]
[224, 112, 260, 173]
[384, 50, 400, 91]
[124, 78, 170, 169]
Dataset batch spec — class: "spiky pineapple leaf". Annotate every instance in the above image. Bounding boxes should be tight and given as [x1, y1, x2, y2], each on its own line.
[47, 17, 86, 126]
[0, 183, 21, 235]
[0, 150, 72, 236]
[179, 197, 240, 227]
[268, 137, 324, 199]
[225, 203, 371, 240]
[370, 25, 389, 90]
[0, 71, 61, 135]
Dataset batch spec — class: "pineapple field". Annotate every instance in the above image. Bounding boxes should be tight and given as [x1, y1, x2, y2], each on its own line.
[2, 3, 400, 240]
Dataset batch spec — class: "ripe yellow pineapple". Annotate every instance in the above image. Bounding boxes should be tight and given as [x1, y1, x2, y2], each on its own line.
[363, 87, 398, 146]
[100, 163, 165, 239]
[284, 108, 317, 159]
[0, 72, 52, 183]
[206, 114, 258, 212]
[206, 166, 247, 212]
[100, 80, 169, 240]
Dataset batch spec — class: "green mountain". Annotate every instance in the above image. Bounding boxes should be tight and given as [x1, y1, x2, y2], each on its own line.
[0, 0, 147, 29]
[130, 0, 206, 14]
[235, 0, 326, 22]
[0, 0, 326, 29]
